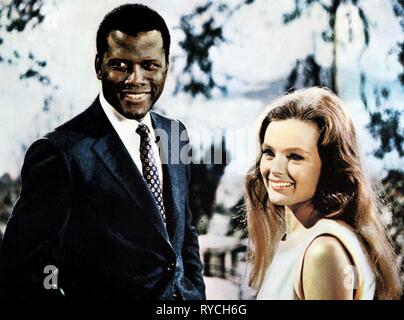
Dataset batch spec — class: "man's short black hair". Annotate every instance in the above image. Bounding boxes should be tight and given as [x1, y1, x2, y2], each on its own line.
[96, 3, 171, 63]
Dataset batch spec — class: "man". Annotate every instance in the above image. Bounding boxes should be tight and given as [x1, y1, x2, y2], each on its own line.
[0, 4, 205, 300]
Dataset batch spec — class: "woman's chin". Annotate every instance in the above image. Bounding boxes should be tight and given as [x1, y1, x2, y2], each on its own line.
[268, 193, 291, 206]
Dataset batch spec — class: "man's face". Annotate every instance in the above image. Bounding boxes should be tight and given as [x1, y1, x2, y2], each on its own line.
[96, 30, 168, 120]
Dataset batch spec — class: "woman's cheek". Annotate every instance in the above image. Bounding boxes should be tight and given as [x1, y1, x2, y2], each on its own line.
[260, 158, 270, 185]
[287, 164, 298, 183]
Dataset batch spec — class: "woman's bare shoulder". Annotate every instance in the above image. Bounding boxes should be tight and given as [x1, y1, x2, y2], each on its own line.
[302, 235, 354, 300]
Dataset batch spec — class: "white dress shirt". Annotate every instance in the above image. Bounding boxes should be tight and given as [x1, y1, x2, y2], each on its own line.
[99, 92, 163, 185]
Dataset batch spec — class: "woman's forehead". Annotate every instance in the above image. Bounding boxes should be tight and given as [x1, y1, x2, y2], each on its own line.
[263, 119, 320, 151]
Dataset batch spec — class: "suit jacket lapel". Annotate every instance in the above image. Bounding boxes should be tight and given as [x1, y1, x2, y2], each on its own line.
[151, 113, 185, 245]
[91, 103, 171, 243]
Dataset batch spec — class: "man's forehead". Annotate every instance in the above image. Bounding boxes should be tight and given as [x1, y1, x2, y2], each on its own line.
[107, 30, 163, 48]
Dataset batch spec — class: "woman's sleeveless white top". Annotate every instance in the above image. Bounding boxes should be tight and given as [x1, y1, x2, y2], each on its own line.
[256, 219, 375, 300]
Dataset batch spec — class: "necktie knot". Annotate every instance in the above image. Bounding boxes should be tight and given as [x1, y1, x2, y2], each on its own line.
[136, 123, 150, 138]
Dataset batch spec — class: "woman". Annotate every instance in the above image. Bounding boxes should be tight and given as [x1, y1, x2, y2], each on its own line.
[245, 87, 402, 300]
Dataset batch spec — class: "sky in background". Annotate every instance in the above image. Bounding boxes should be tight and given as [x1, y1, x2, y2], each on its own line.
[0, 0, 402, 207]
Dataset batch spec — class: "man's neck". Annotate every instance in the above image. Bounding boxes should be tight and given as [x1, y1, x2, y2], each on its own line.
[99, 91, 149, 123]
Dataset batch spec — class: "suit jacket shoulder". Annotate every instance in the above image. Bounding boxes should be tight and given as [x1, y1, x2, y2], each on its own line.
[42, 98, 112, 151]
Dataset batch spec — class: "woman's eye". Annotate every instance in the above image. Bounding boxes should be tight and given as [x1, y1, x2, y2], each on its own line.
[262, 149, 274, 158]
[288, 153, 304, 161]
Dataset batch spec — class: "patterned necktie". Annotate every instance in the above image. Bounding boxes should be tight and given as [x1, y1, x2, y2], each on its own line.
[136, 123, 166, 224]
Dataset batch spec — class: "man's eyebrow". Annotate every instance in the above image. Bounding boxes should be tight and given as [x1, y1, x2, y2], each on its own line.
[142, 58, 163, 63]
[109, 58, 128, 61]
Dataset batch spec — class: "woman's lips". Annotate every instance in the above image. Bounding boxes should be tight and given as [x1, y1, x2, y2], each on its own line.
[269, 179, 294, 190]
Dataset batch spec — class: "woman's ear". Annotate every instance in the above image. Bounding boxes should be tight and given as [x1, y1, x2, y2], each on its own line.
[95, 54, 102, 80]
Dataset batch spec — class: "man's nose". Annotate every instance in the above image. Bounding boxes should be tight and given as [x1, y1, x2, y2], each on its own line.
[125, 65, 145, 85]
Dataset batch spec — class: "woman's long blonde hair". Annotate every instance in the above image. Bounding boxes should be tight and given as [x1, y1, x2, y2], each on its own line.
[245, 87, 402, 299]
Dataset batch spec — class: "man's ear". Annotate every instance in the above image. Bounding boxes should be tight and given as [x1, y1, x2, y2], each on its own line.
[95, 54, 102, 80]
[164, 62, 169, 76]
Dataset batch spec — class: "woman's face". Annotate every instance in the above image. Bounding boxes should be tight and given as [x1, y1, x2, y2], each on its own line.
[260, 118, 322, 208]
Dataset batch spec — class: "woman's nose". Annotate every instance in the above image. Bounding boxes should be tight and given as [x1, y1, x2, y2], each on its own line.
[271, 156, 287, 175]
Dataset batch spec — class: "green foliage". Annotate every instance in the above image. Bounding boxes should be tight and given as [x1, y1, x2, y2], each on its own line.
[176, 0, 375, 98]
[229, 197, 248, 238]
[286, 54, 326, 91]
[368, 109, 404, 158]
[282, 0, 402, 161]
[357, 6, 369, 45]
[392, 0, 404, 85]
[382, 170, 404, 215]
[3, 0, 45, 32]
[176, 2, 225, 98]
[19, 67, 49, 84]
[176, 0, 255, 98]
[399, 42, 404, 85]
[283, 0, 340, 43]
[364, 0, 404, 161]
[189, 138, 230, 225]
[0, 173, 21, 226]
[0, 0, 50, 86]
[283, 0, 371, 92]
[283, 1, 303, 24]
[381, 169, 404, 280]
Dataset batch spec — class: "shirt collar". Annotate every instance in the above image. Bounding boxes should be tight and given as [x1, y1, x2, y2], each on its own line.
[99, 91, 154, 134]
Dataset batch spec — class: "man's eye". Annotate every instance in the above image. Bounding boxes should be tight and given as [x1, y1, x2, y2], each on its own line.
[288, 153, 304, 161]
[141, 61, 156, 70]
[262, 149, 274, 158]
[111, 61, 128, 71]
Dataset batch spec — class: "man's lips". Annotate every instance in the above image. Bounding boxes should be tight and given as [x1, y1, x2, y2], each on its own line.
[121, 91, 150, 103]
[121, 90, 151, 94]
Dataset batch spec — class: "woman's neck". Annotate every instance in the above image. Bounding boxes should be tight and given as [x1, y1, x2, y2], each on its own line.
[285, 201, 319, 236]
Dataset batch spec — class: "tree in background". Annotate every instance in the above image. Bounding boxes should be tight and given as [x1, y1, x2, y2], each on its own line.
[0, 0, 51, 86]
[0, 2, 402, 264]
[0, 0, 231, 235]
[176, 0, 255, 98]
[281, 2, 404, 267]
[0, 0, 48, 233]
[282, 0, 371, 92]
[366, 0, 403, 160]
[0, 173, 21, 247]
[189, 136, 230, 229]
[177, 0, 402, 160]
[283, 0, 404, 163]
[176, 1, 403, 285]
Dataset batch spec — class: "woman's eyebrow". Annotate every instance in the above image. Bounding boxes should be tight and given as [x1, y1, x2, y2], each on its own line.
[284, 147, 310, 155]
[261, 143, 310, 155]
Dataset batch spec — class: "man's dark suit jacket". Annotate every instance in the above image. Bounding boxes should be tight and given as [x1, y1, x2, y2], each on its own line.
[0, 97, 206, 299]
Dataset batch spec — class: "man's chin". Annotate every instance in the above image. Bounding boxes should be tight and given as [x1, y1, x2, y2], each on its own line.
[121, 103, 152, 120]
